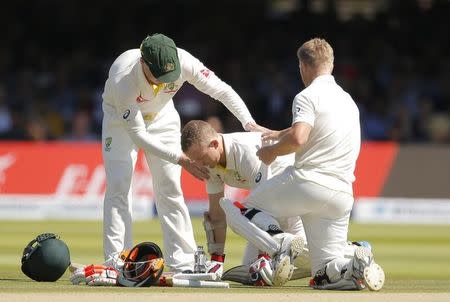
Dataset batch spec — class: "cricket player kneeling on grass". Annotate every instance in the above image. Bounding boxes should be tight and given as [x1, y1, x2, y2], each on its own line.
[71, 242, 164, 287]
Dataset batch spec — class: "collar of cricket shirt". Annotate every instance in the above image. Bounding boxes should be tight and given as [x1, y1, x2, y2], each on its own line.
[136, 60, 165, 97]
[221, 134, 237, 171]
[151, 83, 165, 96]
[311, 74, 335, 85]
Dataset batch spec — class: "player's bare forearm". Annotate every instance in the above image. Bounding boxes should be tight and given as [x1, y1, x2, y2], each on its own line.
[261, 127, 291, 142]
[178, 153, 210, 180]
[278, 127, 293, 136]
[208, 192, 226, 222]
[276, 122, 312, 154]
[270, 126, 306, 156]
[266, 135, 299, 157]
[257, 123, 312, 165]
[208, 192, 227, 244]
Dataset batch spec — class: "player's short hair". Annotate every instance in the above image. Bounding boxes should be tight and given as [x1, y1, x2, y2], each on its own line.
[181, 120, 218, 152]
[297, 38, 334, 72]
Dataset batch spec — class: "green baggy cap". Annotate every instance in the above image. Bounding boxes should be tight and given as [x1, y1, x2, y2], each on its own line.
[140, 33, 181, 83]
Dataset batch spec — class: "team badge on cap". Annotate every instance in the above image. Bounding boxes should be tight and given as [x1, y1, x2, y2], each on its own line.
[164, 63, 175, 72]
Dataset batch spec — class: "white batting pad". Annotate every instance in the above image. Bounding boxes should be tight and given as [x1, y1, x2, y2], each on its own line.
[219, 198, 280, 256]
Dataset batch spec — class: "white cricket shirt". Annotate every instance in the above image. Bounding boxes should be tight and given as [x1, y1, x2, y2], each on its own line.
[102, 48, 255, 164]
[292, 75, 361, 195]
[206, 132, 294, 194]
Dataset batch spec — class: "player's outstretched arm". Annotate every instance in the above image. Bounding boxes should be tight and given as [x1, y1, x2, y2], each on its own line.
[261, 127, 290, 142]
[244, 122, 272, 133]
[257, 122, 312, 165]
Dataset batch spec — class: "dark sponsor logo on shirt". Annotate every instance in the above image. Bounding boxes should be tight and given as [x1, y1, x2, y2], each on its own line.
[123, 109, 131, 119]
[255, 172, 262, 183]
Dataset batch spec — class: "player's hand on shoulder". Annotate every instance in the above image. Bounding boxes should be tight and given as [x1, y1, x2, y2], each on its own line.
[261, 130, 281, 143]
[256, 146, 277, 165]
[178, 153, 210, 181]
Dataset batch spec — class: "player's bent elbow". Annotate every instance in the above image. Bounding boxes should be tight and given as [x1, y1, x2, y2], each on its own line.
[292, 136, 306, 148]
[292, 130, 310, 147]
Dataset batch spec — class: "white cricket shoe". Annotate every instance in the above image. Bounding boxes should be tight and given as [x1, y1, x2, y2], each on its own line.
[206, 254, 225, 279]
[352, 246, 385, 291]
[271, 234, 305, 286]
[249, 254, 274, 286]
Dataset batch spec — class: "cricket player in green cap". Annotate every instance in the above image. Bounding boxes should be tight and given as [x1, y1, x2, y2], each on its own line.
[101, 33, 266, 273]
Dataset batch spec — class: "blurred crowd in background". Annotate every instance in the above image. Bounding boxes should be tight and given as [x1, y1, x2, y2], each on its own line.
[0, 0, 449, 143]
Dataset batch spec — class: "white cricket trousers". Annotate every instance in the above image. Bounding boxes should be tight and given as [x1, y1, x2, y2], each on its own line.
[244, 165, 354, 279]
[102, 101, 196, 272]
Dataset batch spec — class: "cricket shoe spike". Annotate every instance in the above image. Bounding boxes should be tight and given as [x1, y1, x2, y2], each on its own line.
[277, 234, 305, 263]
[271, 234, 305, 286]
[272, 256, 293, 287]
[352, 246, 385, 291]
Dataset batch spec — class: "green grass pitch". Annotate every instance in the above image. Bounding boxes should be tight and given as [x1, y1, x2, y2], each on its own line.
[1, 219, 450, 292]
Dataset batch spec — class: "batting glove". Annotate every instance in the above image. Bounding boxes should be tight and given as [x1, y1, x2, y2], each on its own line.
[70, 266, 88, 285]
[70, 264, 117, 286]
[86, 266, 118, 286]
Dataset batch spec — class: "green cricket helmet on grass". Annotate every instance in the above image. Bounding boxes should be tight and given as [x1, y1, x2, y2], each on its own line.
[21, 233, 70, 282]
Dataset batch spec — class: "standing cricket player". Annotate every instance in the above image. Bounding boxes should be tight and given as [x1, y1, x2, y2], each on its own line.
[101, 33, 265, 273]
[219, 38, 385, 290]
[181, 120, 372, 284]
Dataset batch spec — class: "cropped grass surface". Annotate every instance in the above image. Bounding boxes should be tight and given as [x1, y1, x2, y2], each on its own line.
[1, 220, 450, 292]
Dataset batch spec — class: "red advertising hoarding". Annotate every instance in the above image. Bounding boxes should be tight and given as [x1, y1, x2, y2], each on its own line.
[0, 141, 399, 219]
